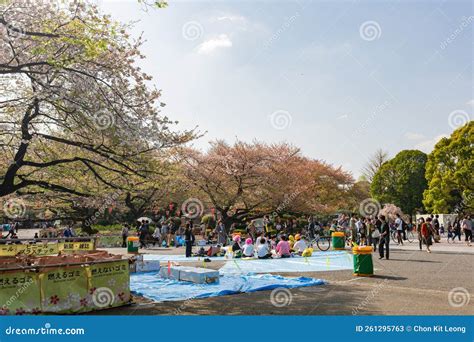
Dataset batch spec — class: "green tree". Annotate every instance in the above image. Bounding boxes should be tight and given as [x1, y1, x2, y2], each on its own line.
[371, 150, 428, 214]
[423, 122, 474, 213]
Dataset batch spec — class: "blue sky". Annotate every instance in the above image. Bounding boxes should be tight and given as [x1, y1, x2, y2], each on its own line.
[99, 0, 473, 178]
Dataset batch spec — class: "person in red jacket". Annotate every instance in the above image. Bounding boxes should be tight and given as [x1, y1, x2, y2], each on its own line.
[421, 217, 434, 253]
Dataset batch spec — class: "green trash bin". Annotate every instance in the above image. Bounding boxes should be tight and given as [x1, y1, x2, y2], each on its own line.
[352, 246, 374, 276]
[127, 236, 139, 254]
[331, 232, 345, 250]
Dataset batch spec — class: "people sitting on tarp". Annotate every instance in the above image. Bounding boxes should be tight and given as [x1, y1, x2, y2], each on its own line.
[288, 235, 295, 250]
[206, 244, 221, 257]
[231, 235, 242, 258]
[276, 235, 291, 258]
[293, 234, 307, 256]
[255, 232, 265, 246]
[242, 238, 254, 258]
[257, 237, 271, 259]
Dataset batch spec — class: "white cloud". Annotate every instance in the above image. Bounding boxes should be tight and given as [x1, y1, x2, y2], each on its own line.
[196, 34, 232, 55]
[215, 15, 246, 23]
[337, 114, 349, 120]
[415, 134, 449, 153]
[467, 99, 474, 106]
[404, 132, 425, 140]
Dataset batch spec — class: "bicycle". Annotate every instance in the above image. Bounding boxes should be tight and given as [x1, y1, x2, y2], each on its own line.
[308, 233, 331, 251]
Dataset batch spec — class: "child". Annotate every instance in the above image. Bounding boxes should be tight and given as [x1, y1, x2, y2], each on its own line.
[232, 235, 242, 258]
[257, 238, 271, 259]
[293, 234, 307, 255]
[288, 235, 295, 250]
[276, 235, 291, 258]
[242, 238, 254, 257]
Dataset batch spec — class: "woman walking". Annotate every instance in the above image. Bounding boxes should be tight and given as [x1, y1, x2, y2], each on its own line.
[421, 217, 434, 253]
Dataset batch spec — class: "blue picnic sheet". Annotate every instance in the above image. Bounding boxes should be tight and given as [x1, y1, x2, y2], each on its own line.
[130, 273, 325, 302]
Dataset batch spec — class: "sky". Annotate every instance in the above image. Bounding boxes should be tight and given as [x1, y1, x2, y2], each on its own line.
[99, 0, 473, 179]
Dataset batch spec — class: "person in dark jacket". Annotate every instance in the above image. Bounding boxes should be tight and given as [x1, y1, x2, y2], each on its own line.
[184, 223, 195, 257]
[378, 215, 390, 260]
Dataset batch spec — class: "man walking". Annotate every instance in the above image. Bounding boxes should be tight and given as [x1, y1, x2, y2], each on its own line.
[378, 215, 390, 260]
[461, 215, 472, 247]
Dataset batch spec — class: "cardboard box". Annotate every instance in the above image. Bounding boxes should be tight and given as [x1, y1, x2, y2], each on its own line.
[159, 266, 219, 284]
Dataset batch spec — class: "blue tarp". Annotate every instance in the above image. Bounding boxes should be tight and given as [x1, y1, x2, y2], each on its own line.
[219, 251, 353, 274]
[130, 273, 325, 302]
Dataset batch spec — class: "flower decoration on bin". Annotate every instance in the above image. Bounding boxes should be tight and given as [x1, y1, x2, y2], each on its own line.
[50, 295, 60, 305]
[0, 307, 10, 315]
[32, 308, 41, 315]
[15, 308, 26, 315]
[80, 298, 88, 307]
[89, 287, 97, 295]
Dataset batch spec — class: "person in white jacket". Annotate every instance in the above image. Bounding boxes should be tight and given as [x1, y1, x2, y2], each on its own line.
[293, 234, 307, 255]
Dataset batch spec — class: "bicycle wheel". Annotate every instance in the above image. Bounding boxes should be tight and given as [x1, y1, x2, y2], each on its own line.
[317, 237, 331, 251]
[407, 231, 414, 243]
[391, 231, 397, 244]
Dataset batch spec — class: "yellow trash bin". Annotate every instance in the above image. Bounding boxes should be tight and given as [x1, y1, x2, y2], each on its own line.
[331, 232, 345, 250]
[352, 246, 374, 276]
[127, 236, 139, 254]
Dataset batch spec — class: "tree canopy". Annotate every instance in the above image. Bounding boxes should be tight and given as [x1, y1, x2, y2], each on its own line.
[423, 121, 473, 213]
[371, 150, 428, 215]
[0, 0, 195, 199]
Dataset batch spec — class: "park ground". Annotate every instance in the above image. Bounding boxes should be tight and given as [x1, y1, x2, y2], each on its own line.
[18, 230, 474, 315]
